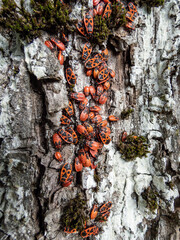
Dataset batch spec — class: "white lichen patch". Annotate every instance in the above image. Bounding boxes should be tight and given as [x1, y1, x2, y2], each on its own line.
[82, 168, 97, 189]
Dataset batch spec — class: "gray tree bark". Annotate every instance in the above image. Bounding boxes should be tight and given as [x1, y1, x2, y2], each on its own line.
[0, 0, 180, 239]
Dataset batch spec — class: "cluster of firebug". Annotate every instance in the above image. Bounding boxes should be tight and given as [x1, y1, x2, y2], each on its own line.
[50, 40, 118, 235]
[65, 201, 112, 238]
[78, 201, 112, 238]
[44, 34, 69, 65]
[76, 0, 138, 38]
[49, 1, 139, 237]
[59, 41, 119, 235]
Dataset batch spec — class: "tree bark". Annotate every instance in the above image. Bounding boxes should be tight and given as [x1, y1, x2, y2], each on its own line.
[0, 1, 180, 239]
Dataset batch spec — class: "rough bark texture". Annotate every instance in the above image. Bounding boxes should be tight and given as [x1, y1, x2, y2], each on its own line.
[0, 0, 180, 239]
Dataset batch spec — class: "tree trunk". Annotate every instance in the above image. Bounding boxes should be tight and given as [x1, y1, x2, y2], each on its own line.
[0, 1, 180, 239]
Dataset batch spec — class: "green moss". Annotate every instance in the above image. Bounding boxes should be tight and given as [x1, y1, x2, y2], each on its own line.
[94, 173, 100, 184]
[109, 1, 127, 28]
[142, 187, 159, 212]
[92, 15, 110, 45]
[92, 186, 99, 193]
[119, 134, 149, 161]
[61, 194, 89, 232]
[175, 129, 179, 136]
[159, 94, 166, 101]
[167, 181, 175, 190]
[140, 0, 164, 7]
[13, 65, 20, 76]
[1, 0, 127, 44]
[133, 0, 164, 13]
[121, 108, 134, 119]
[0, 0, 75, 41]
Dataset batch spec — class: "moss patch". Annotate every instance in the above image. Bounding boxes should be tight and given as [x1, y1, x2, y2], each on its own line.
[61, 194, 89, 232]
[93, 15, 110, 45]
[166, 181, 175, 190]
[0, 0, 127, 44]
[121, 108, 134, 119]
[92, 186, 99, 193]
[0, 0, 75, 41]
[142, 187, 159, 212]
[119, 134, 149, 161]
[133, 0, 164, 13]
[94, 173, 101, 184]
[109, 1, 127, 28]
[140, 0, 164, 7]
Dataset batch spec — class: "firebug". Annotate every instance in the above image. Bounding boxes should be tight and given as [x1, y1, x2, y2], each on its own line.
[98, 68, 110, 81]
[96, 84, 104, 96]
[44, 40, 54, 50]
[86, 69, 92, 76]
[93, 67, 99, 79]
[83, 122, 94, 133]
[66, 126, 78, 144]
[93, 0, 100, 6]
[58, 129, 73, 144]
[99, 131, 111, 144]
[77, 125, 89, 137]
[66, 68, 76, 85]
[85, 56, 102, 69]
[99, 91, 108, 104]
[78, 148, 87, 165]
[121, 131, 127, 142]
[76, 20, 88, 37]
[50, 38, 65, 51]
[65, 101, 74, 116]
[62, 174, 73, 187]
[58, 51, 64, 65]
[86, 140, 102, 150]
[91, 114, 102, 124]
[89, 112, 95, 120]
[60, 115, 71, 125]
[90, 106, 101, 112]
[71, 92, 86, 102]
[60, 163, 72, 183]
[64, 227, 77, 233]
[84, 86, 90, 96]
[126, 21, 135, 30]
[99, 201, 112, 213]
[54, 152, 63, 162]
[79, 98, 88, 110]
[89, 86, 96, 100]
[108, 115, 119, 121]
[81, 226, 99, 238]
[102, 2, 112, 19]
[80, 107, 89, 122]
[82, 42, 92, 61]
[103, 80, 110, 90]
[90, 205, 98, 219]
[75, 157, 83, 172]
[84, 12, 94, 35]
[96, 2, 105, 15]
[53, 133, 62, 149]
